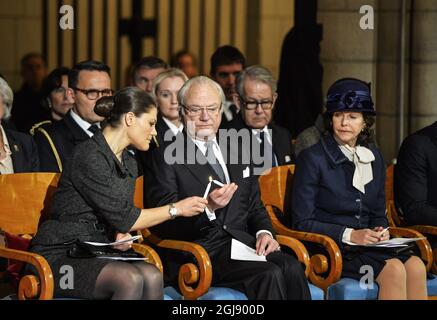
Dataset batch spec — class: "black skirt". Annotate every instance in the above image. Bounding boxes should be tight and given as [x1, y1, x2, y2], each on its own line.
[26, 243, 150, 299]
[341, 244, 417, 280]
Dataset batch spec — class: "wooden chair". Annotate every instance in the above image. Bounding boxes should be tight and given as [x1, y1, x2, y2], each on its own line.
[0, 172, 162, 300]
[258, 165, 342, 293]
[134, 176, 320, 300]
[259, 164, 437, 299]
[386, 164, 437, 274]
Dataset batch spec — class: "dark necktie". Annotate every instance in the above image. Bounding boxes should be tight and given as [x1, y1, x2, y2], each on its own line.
[258, 131, 277, 167]
[204, 141, 226, 183]
[88, 124, 100, 135]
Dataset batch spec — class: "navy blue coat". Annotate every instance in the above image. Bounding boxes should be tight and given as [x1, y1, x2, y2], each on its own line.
[292, 133, 388, 248]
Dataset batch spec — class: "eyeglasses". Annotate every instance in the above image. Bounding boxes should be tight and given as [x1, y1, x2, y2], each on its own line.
[182, 104, 221, 116]
[73, 87, 114, 100]
[242, 99, 274, 110]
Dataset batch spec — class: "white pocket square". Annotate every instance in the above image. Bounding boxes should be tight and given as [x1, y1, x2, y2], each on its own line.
[243, 166, 250, 178]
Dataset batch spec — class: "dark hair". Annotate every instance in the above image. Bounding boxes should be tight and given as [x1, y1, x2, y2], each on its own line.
[20, 52, 46, 68]
[68, 60, 111, 89]
[171, 50, 196, 67]
[41, 67, 70, 110]
[42, 67, 70, 96]
[210, 45, 246, 75]
[323, 112, 376, 146]
[131, 56, 168, 82]
[94, 87, 156, 128]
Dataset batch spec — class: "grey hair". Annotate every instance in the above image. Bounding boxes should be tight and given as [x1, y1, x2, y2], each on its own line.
[0, 77, 14, 120]
[178, 76, 225, 115]
[236, 65, 277, 99]
[151, 68, 189, 100]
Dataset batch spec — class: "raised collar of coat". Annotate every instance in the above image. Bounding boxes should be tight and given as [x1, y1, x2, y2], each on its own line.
[91, 130, 132, 178]
[320, 133, 350, 168]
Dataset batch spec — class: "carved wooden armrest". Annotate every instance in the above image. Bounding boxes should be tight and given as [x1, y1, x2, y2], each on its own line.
[406, 226, 437, 274]
[276, 235, 310, 277]
[0, 246, 54, 300]
[266, 206, 343, 291]
[141, 230, 212, 300]
[389, 226, 434, 272]
[408, 225, 437, 236]
[132, 243, 163, 273]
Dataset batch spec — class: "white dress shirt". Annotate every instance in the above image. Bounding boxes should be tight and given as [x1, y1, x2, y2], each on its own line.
[222, 100, 235, 122]
[0, 125, 13, 174]
[162, 117, 184, 136]
[191, 136, 273, 239]
[252, 126, 278, 165]
[70, 109, 100, 137]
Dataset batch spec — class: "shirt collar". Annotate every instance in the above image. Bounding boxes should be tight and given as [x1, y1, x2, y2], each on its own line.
[191, 136, 219, 154]
[70, 109, 100, 137]
[251, 126, 271, 142]
[0, 125, 12, 154]
[162, 116, 184, 136]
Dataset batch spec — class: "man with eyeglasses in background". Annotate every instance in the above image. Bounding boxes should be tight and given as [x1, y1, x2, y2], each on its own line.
[210, 45, 245, 129]
[34, 60, 113, 172]
[144, 76, 311, 300]
[233, 65, 294, 176]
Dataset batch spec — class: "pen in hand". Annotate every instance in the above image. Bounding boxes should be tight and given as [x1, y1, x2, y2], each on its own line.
[379, 227, 389, 240]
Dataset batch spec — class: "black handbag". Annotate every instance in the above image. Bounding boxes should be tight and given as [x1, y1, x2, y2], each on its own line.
[67, 239, 144, 259]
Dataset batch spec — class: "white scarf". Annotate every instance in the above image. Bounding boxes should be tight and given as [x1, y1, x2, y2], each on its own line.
[339, 144, 375, 193]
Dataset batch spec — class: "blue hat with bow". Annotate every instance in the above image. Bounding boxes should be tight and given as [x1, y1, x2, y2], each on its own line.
[325, 78, 375, 115]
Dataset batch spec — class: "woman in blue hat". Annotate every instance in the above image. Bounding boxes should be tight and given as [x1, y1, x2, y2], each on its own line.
[292, 78, 427, 299]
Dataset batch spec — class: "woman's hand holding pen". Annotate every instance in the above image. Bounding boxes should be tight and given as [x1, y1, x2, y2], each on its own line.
[351, 229, 383, 245]
[350, 227, 390, 244]
[373, 226, 390, 241]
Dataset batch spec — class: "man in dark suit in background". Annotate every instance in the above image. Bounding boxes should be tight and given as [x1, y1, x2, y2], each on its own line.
[395, 121, 437, 248]
[33, 60, 113, 172]
[210, 46, 246, 129]
[131, 56, 168, 94]
[11, 53, 50, 133]
[145, 76, 310, 300]
[232, 65, 294, 175]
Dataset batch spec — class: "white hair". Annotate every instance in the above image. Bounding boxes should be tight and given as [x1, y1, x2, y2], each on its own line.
[0, 77, 13, 120]
[178, 76, 225, 115]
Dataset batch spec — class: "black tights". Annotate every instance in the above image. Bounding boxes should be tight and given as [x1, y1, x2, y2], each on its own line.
[92, 261, 163, 300]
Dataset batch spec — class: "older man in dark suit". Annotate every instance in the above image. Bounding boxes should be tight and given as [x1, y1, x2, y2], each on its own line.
[145, 76, 310, 300]
[395, 121, 437, 247]
[229, 65, 294, 175]
[33, 60, 113, 172]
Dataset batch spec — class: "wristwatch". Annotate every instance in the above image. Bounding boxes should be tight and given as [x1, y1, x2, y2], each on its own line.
[168, 203, 178, 220]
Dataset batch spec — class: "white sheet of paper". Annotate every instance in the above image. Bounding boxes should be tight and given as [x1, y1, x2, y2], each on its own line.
[231, 238, 266, 262]
[343, 237, 425, 248]
[96, 257, 148, 261]
[84, 235, 142, 247]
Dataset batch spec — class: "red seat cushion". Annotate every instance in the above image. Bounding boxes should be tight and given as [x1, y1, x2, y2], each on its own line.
[4, 232, 32, 289]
